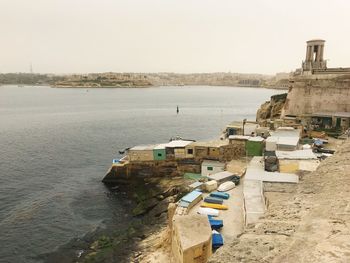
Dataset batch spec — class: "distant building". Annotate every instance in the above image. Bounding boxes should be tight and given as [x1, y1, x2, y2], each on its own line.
[282, 39, 350, 134]
[302, 39, 327, 72]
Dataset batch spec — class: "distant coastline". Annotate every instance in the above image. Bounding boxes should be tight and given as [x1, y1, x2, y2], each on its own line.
[1, 83, 288, 90]
[0, 72, 291, 90]
[52, 84, 288, 90]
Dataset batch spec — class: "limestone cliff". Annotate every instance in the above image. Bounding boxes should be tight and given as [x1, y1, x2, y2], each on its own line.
[256, 93, 287, 123]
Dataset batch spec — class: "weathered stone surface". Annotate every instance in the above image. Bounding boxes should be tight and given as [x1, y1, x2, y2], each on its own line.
[209, 140, 350, 263]
[282, 75, 350, 117]
[256, 93, 287, 123]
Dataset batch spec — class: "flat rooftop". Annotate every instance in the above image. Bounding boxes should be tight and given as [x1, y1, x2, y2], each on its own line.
[173, 214, 212, 250]
[129, 144, 157, 151]
[165, 140, 194, 148]
[188, 140, 229, 148]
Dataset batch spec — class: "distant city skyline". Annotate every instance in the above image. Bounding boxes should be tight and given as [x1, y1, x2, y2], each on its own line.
[1, 0, 350, 74]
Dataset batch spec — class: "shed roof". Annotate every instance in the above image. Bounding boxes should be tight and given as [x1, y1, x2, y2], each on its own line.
[129, 144, 157, 151]
[245, 156, 299, 183]
[266, 136, 278, 143]
[277, 136, 299, 146]
[189, 181, 204, 189]
[276, 149, 317, 160]
[272, 128, 300, 138]
[188, 140, 229, 148]
[165, 140, 194, 148]
[181, 190, 202, 203]
[226, 121, 243, 128]
[229, 135, 250, 140]
[154, 143, 168, 150]
[248, 136, 264, 142]
[208, 171, 235, 181]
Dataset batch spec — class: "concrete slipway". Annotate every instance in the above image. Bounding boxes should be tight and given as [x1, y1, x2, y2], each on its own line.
[188, 184, 245, 243]
[245, 156, 299, 183]
[243, 156, 299, 225]
[243, 179, 265, 225]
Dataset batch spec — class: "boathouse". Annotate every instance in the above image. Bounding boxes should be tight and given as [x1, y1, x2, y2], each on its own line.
[185, 140, 229, 160]
[225, 121, 243, 136]
[267, 127, 301, 151]
[308, 112, 350, 134]
[201, 160, 225, 177]
[128, 145, 156, 162]
[165, 140, 194, 159]
[153, 143, 167, 161]
[246, 137, 264, 156]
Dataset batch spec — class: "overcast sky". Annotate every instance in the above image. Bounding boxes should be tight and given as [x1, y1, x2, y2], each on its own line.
[1, 0, 350, 74]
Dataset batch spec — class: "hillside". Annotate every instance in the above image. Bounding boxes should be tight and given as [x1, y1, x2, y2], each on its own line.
[209, 139, 350, 263]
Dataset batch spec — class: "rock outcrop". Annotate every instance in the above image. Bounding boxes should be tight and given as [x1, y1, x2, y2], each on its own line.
[256, 93, 287, 123]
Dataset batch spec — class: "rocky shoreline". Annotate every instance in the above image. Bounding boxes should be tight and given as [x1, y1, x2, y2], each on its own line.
[39, 176, 192, 263]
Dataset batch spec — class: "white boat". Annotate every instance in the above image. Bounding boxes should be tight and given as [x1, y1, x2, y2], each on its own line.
[197, 207, 219, 217]
[217, 181, 235, 192]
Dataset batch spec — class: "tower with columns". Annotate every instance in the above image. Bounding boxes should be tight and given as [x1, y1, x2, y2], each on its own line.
[302, 39, 327, 71]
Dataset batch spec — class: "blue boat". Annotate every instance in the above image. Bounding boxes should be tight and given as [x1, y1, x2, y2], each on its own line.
[208, 218, 223, 230]
[210, 191, 230, 200]
[179, 190, 203, 209]
[212, 231, 224, 249]
[204, 197, 224, 204]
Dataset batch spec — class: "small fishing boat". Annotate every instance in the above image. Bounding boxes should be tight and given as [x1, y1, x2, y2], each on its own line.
[217, 181, 235, 192]
[204, 197, 223, 205]
[210, 191, 230, 200]
[200, 202, 228, 210]
[197, 207, 219, 217]
[208, 216, 223, 230]
[212, 230, 224, 249]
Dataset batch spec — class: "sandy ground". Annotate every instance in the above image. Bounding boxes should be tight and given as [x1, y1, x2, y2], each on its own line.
[209, 139, 350, 263]
[136, 184, 245, 263]
[188, 184, 244, 243]
[132, 158, 248, 262]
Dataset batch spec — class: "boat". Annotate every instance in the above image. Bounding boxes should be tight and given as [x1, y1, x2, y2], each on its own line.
[217, 181, 235, 192]
[200, 202, 228, 210]
[208, 216, 223, 230]
[204, 197, 223, 205]
[210, 191, 230, 200]
[212, 230, 224, 249]
[197, 207, 219, 217]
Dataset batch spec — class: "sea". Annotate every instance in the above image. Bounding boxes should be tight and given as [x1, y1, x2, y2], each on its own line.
[0, 85, 282, 262]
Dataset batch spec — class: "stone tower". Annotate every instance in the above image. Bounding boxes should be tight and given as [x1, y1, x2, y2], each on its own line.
[302, 39, 327, 71]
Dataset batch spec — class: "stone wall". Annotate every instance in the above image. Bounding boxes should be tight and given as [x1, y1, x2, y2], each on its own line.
[103, 160, 201, 184]
[282, 75, 350, 117]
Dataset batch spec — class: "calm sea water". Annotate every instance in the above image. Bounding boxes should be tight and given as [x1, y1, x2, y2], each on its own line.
[0, 85, 281, 262]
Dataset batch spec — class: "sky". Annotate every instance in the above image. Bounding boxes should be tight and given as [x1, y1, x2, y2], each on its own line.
[1, 0, 350, 74]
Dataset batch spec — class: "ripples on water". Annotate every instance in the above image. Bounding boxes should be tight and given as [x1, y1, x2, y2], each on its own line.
[0, 85, 281, 262]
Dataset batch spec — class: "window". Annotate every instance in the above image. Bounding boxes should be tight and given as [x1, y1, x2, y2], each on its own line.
[187, 149, 193, 154]
[158, 153, 162, 157]
[207, 166, 213, 171]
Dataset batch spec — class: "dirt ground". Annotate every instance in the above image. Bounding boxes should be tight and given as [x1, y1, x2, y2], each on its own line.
[188, 184, 244, 243]
[132, 159, 248, 263]
[209, 139, 350, 263]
